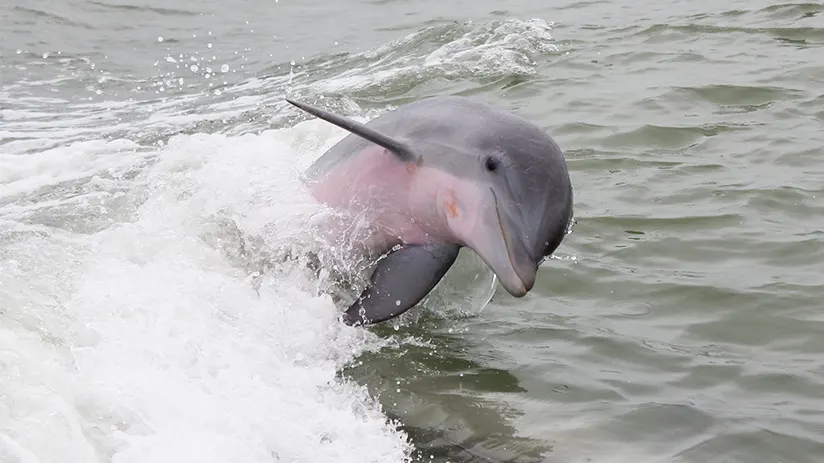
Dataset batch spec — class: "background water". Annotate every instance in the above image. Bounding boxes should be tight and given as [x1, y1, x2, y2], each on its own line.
[2, 0, 824, 462]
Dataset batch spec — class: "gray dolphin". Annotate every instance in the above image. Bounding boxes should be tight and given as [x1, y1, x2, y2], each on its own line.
[286, 95, 573, 326]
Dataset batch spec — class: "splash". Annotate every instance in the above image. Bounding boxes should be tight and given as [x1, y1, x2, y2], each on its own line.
[0, 121, 414, 462]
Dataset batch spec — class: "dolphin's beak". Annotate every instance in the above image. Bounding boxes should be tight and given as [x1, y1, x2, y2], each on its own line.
[465, 188, 537, 298]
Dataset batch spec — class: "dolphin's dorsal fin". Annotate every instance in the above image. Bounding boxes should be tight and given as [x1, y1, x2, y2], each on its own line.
[286, 98, 419, 163]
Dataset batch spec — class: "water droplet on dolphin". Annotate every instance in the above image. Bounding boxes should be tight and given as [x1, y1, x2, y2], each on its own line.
[565, 217, 577, 235]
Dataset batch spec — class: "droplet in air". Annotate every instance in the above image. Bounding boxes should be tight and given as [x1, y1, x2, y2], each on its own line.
[220, 64, 229, 73]
[157, 36, 164, 42]
[190, 64, 199, 72]
[207, 43, 213, 48]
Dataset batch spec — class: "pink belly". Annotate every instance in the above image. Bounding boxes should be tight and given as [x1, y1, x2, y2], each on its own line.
[307, 146, 444, 248]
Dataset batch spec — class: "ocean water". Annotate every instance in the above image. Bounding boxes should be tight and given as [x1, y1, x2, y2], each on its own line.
[2, 0, 824, 462]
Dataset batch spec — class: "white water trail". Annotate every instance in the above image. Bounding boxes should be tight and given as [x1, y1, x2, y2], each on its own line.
[0, 120, 413, 462]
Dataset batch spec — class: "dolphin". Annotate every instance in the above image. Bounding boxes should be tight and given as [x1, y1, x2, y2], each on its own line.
[287, 95, 573, 326]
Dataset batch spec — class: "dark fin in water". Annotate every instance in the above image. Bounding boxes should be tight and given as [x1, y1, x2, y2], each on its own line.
[341, 243, 460, 326]
[286, 98, 419, 163]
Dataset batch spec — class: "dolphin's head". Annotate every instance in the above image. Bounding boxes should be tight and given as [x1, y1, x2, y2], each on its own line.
[436, 129, 573, 297]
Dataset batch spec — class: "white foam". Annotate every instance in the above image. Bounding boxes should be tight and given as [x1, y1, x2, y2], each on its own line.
[0, 119, 413, 462]
[314, 18, 558, 95]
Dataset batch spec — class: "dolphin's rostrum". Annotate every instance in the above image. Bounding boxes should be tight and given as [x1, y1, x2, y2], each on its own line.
[287, 96, 574, 326]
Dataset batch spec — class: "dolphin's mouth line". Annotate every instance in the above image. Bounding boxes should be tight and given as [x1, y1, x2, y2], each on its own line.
[489, 187, 526, 293]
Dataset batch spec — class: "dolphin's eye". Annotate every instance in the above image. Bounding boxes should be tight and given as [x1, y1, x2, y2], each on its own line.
[484, 156, 499, 172]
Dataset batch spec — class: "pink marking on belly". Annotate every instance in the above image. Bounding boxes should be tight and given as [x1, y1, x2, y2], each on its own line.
[308, 145, 452, 247]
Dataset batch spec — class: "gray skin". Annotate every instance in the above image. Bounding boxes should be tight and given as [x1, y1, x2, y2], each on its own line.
[287, 96, 573, 326]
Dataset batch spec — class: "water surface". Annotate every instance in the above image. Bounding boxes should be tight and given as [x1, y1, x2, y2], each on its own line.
[2, 1, 824, 462]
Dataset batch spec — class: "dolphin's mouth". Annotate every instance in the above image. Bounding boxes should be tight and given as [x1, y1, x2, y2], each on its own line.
[488, 188, 534, 297]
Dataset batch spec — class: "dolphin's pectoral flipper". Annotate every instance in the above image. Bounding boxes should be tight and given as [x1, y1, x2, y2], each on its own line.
[341, 243, 461, 326]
